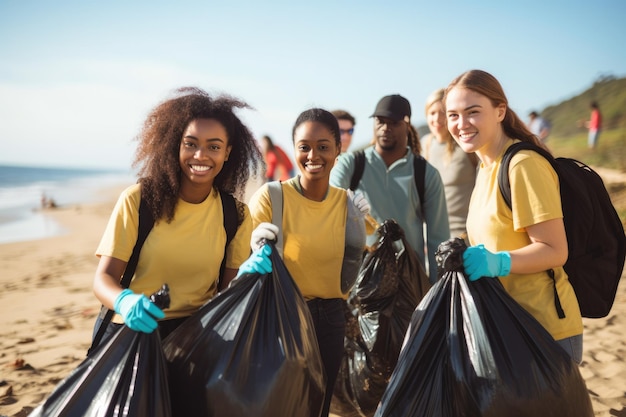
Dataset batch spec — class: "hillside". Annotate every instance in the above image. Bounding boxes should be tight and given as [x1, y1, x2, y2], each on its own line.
[533, 75, 626, 169]
[538, 75, 626, 226]
[542, 75, 626, 137]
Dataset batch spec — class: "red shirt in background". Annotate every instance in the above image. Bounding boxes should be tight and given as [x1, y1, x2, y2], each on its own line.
[589, 109, 602, 131]
[265, 146, 294, 181]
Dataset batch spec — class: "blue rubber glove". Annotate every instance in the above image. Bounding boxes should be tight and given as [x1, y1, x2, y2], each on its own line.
[114, 289, 165, 333]
[463, 244, 512, 281]
[237, 244, 273, 277]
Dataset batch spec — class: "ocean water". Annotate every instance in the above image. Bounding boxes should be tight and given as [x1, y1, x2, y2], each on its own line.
[0, 164, 136, 244]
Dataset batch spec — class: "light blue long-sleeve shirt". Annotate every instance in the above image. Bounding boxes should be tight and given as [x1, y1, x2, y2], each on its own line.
[330, 146, 449, 281]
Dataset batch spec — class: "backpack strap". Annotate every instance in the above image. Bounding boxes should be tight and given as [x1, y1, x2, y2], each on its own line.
[497, 141, 566, 319]
[349, 150, 366, 191]
[341, 191, 367, 293]
[414, 155, 426, 218]
[88, 196, 155, 355]
[267, 181, 284, 257]
[89, 190, 239, 355]
[218, 190, 238, 281]
[498, 141, 555, 209]
[266, 180, 364, 293]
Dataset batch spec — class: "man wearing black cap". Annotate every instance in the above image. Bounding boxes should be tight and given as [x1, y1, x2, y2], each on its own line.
[330, 94, 449, 281]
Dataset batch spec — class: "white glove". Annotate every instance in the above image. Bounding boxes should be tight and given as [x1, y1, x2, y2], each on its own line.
[347, 190, 370, 216]
[250, 222, 279, 251]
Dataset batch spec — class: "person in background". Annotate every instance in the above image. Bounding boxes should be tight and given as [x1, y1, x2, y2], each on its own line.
[92, 87, 264, 345]
[421, 88, 478, 242]
[330, 94, 449, 282]
[40, 192, 58, 209]
[241, 108, 368, 417]
[331, 109, 356, 153]
[527, 110, 551, 144]
[444, 69, 583, 363]
[260, 134, 295, 181]
[585, 101, 602, 149]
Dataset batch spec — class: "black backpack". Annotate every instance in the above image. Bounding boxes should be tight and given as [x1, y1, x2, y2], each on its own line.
[88, 189, 239, 354]
[499, 141, 626, 318]
[350, 149, 426, 216]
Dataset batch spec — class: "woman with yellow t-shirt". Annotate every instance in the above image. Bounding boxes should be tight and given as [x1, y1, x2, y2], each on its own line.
[92, 87, 264, 345]
[443, 70, 583, 364]
[240, 108, 368, 417]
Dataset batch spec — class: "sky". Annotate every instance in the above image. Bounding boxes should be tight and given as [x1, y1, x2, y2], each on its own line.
[1, 0, 625, 170]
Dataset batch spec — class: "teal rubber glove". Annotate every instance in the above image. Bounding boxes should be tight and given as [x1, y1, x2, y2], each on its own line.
[114, 289, 165, 333]
[463, 244, 512, 281]
[237, 244, 273, 277]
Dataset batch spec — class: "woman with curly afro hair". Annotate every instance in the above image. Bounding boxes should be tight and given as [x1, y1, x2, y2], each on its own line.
[92, 86, 264, 343]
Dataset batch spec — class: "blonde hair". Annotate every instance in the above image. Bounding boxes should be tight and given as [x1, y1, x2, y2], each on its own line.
[423, 88, 456, 164]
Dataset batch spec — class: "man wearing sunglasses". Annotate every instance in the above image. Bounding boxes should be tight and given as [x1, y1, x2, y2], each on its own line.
[332, 109, 356, 153]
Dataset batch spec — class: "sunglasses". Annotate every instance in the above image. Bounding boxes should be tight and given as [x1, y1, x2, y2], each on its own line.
[340, 128, 354, 135]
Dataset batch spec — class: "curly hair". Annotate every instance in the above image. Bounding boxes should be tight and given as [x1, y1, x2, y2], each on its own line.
[132, 87, 264, 223]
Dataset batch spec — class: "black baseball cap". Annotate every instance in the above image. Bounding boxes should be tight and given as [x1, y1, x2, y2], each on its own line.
[371, 94, 411, 122]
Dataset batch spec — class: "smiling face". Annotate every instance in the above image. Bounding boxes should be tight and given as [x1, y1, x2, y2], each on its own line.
[293, 120, 340, 186]
[426, 100, 448, 140]
[445, 87, 506, 159]
[179, 118, 231, 197]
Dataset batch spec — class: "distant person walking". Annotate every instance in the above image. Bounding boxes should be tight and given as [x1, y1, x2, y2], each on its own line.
[261, 135, 295, 181]
[331, 109, 356, 153]
[585, 101, 602, 149]
[527, 111, 551, 144]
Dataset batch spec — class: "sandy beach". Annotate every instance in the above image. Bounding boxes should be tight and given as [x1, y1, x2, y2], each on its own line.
[0, 177, 625, 417]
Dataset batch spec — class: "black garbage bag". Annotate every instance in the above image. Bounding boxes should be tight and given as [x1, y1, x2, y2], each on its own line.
[375, 237, 594, 417]
[162, 241, 325, 417]
[331, 219, 431, 417]
[331, 310, 389, 417]
[29, 285, 172, 417]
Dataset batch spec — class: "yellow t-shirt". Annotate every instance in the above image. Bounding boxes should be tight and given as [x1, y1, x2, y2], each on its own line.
[467, 140, 583, 341]
[96, 184, 252, 321]
[248, 178, 349, 299]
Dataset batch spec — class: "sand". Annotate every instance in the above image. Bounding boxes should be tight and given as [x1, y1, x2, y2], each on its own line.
[0, 178, 625, 417]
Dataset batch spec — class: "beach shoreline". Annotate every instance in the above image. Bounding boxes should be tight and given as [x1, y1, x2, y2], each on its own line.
[0, 184, 128, 417]
[0, 164, 136, 246]
[0, 178, 625, 417]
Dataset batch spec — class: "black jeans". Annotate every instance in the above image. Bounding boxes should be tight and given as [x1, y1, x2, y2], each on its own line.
[306, 298, 346, 417]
